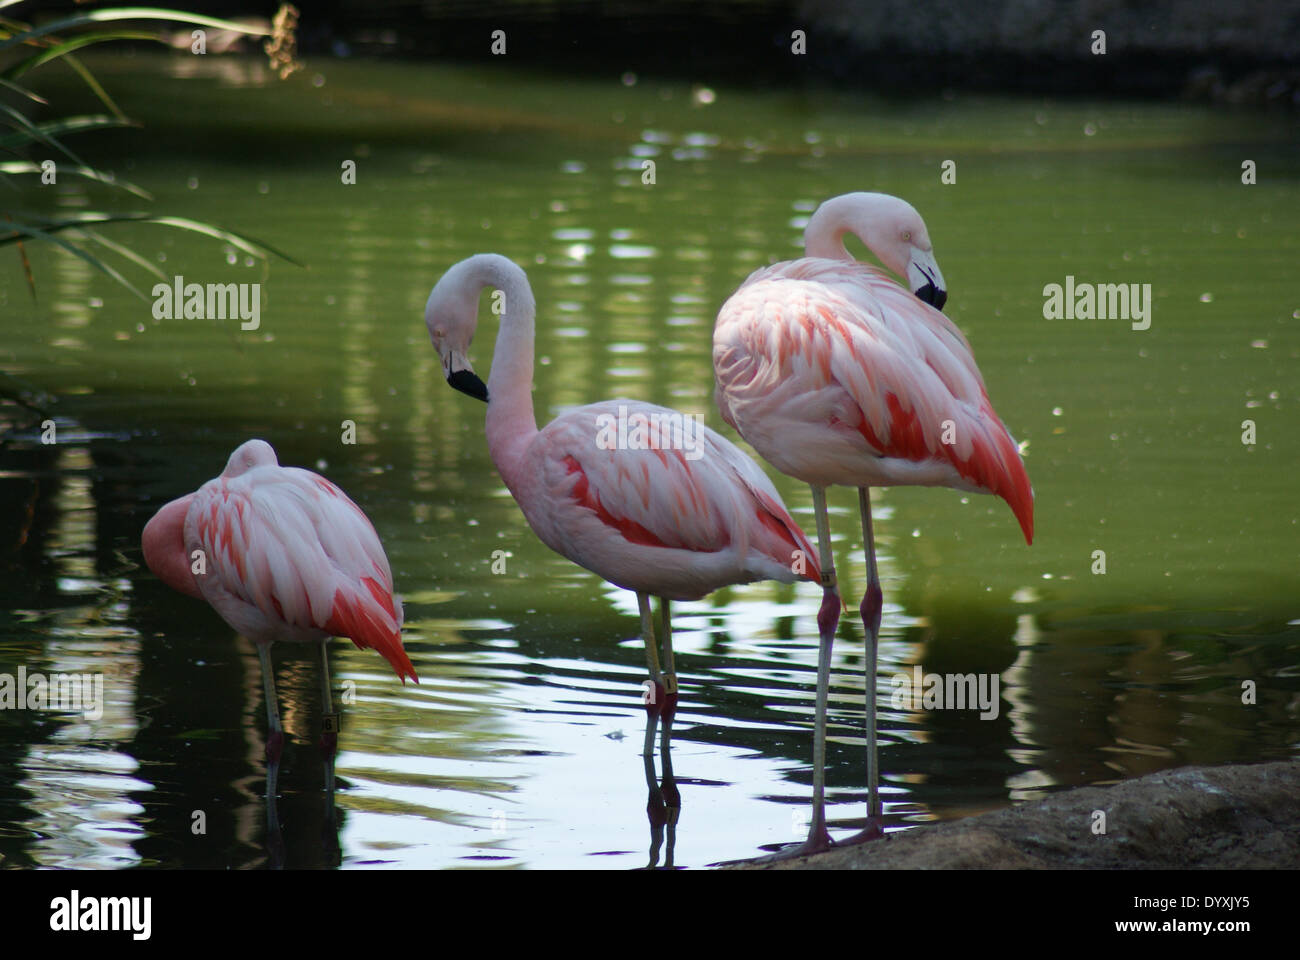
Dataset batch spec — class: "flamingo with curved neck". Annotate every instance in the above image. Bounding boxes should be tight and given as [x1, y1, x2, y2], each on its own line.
[425, 253, 823, 842]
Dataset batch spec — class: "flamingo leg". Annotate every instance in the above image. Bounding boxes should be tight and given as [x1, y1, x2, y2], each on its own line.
[726, 483, 845, 867]
[638, 592, 668, 845]
[806, 484, 839, 852]
[256, 640, 284, 851]
[642, 748, 665, 868]
[658, 597, 677, 693]
[257, 641, 284, 760]
[727, 486, 843, 867]
[852, 486, 885, 841]
[657, 598, 680, 857]
[747, 485, 838, 864]
[319, 638, 339, 830]
[639, 592, 665, 757]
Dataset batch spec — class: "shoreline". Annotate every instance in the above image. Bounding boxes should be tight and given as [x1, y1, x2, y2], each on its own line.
[728, 762, 1299, 869]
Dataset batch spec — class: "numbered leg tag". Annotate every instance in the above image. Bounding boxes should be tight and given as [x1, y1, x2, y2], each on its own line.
[663, 674, 679, 696]
[322, 713, 341, 735]
[820, 571, 837, 589]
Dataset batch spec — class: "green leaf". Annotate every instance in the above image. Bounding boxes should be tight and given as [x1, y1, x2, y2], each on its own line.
[0, 161, 152, 199]
[143, 215, 305, 267]
[59, 54, 129, 121]
[1, 219, 147, 298]
[0, 74, 44, 103]
[0, 211, 303, 274]
[0, 114, 137, 161]
[0, 8, 272, 53]
[4, 30, 162, 79]
[0, 102, 88, 165]
[82, 227, 167, 280]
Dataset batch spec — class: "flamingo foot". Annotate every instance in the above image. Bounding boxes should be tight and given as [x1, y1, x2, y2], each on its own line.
[740, 821, 834, 865]
[841, 816, 886, 845]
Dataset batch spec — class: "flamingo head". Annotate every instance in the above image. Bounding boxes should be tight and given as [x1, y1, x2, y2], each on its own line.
[142, 493, 202, 599]
[806, 192, 948, 311]
[222, 438, 278, 477]
[425, 265, 489, 403]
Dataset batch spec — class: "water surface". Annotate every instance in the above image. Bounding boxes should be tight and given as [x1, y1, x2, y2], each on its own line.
[1, 54, 1297, 869]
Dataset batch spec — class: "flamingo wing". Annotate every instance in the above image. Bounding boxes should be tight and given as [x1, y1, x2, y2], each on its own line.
[716, 258, 1033, 544]
[187, 466, 417, 682]
[533, 401, 820, 582]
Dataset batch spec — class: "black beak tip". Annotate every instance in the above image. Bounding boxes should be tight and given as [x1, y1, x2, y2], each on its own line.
[447, 369, 489, 402]
[916, 284, 947, 311]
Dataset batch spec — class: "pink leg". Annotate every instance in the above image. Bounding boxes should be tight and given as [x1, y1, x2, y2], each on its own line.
[256, 641, 284, 850]
[845, 486, 885, 843]
[805, 486, 841, 852]
[639, 593, 664, 765]
[318, 638, 339, 759]
[643, 679, 665, 771]
[256, 641, 284, 762]
[638, 593, 669, 853]
[658, 685, 680, 869]
[643, 747, 666, 867]
[318, 729, 338, 758]
[751, 486, 838, 863]
[659, 688, 680, 809]
[643, 676, 668, 867]
[318, 639, 339, 834]
[657, 599, 681, 815]
[804, 587, 839, 850]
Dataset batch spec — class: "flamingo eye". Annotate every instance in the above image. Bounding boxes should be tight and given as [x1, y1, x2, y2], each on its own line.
[902, 230, 912, 242]
[433, 327, 445, 339]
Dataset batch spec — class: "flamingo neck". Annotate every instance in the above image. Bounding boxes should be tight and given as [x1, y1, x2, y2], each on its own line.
[804, 199, 854, 261]
[474, 255, 539, 485]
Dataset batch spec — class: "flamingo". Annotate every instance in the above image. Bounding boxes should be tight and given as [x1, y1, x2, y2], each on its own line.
[141, 439, 418, 840]
[713, 191, 1034, 856]
[423, 253, 822, 857]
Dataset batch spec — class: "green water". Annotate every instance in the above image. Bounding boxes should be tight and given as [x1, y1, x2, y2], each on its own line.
[0, 53, 1296, 868]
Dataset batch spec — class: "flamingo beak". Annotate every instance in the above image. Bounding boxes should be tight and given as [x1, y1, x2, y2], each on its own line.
[441, 348, 489, 402]
[907, 249, 947, 311]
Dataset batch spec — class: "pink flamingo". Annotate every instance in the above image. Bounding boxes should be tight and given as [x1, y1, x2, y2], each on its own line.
[714, 192, 1034, 856]
[424, 253, 822, 850]
[142, 439, 417, 828]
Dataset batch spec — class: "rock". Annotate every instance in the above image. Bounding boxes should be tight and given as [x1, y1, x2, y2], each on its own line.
[729, 761, 1300, 869]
